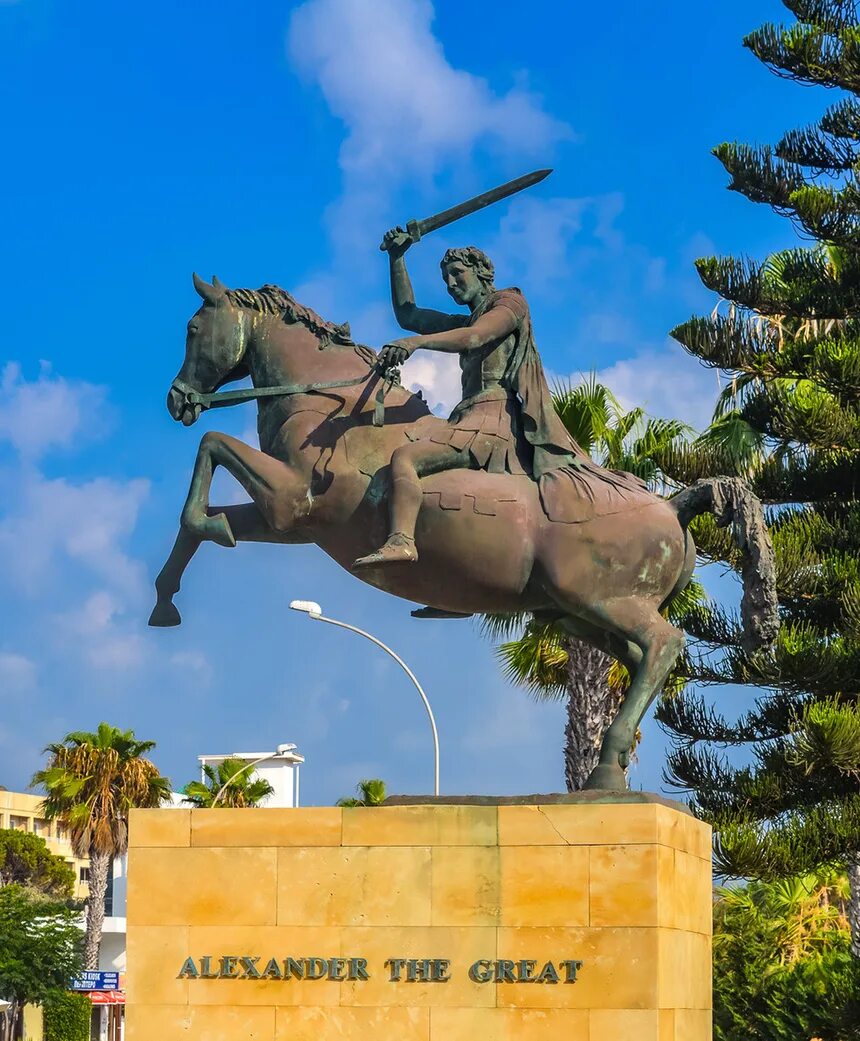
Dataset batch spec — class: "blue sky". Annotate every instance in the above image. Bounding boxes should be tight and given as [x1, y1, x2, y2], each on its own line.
[0, 0, 823, 802]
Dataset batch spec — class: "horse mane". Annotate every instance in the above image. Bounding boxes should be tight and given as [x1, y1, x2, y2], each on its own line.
[227, 284, 377, 365]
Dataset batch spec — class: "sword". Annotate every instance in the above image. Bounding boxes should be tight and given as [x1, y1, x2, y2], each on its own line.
[379, 168, 552, 251]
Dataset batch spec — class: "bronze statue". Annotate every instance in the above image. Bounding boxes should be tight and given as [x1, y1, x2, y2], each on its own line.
[150, 177, 776, 791]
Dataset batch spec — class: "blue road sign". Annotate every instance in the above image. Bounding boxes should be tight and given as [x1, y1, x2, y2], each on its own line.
[70, 971, 120, 991]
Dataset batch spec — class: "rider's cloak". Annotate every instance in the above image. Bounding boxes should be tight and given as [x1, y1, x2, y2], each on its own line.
[496, 288, 654, 522]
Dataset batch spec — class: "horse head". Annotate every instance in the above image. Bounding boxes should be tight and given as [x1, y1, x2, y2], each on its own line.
[167, 274, 250, 426]
[167, 274, 378, 427]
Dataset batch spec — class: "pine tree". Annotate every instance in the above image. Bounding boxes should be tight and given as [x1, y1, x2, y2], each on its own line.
[657, 0, 860, 957]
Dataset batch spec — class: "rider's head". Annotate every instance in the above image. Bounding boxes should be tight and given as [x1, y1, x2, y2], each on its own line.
[441, 247, 495, 307]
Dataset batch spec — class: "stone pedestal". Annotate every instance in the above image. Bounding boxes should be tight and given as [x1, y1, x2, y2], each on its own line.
[126, 797, 712, 1041]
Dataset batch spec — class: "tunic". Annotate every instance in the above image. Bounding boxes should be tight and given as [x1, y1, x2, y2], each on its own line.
[426, 288, 583, 476]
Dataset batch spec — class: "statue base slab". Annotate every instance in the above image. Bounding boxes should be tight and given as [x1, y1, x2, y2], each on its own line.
[126, 799, 712, 1041]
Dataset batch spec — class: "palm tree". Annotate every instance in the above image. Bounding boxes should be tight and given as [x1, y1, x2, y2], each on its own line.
[336, 778, 387, 807]
[484, 378, 695, 790]
[714, 869, 850, 967]
[182, 759, 274, 808]
[32, 722, 171, 969]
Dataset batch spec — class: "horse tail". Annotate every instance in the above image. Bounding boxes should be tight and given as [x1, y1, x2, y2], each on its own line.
[669, 477, 778, 652]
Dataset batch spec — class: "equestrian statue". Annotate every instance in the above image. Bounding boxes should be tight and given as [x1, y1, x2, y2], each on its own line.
[149, 170, 777, 791]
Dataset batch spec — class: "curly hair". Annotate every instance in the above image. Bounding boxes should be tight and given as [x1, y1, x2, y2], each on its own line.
[440, 246, 496, 290]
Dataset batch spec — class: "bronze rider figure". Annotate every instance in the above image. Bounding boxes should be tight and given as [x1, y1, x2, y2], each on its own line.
[353, 227, 585, 568]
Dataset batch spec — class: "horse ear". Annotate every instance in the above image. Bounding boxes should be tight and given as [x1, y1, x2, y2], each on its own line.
[192, 272, 224, 303]
[211, 274, 227, 291]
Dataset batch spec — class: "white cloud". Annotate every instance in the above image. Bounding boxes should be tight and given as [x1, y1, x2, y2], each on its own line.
[403, 353, 461, 415]
[288, 0, 572, 266]
[594, 343, 721, 433]
[461, 682, 544, 753]
[0, 362, 109, 462]
[169, 651, 213, 686]
[0, 365, 153, 679]
[489, 196, 591, 289]
[579, 312, 638, 345]
[288, 0, 570, 183]
[0, 652, 37, 694]
[56, 590, 148, 671]
[0, 471, 149, 596]
[486, 192, 667, 298]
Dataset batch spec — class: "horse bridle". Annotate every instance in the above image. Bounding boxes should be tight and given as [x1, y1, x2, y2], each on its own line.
[170, 365, 401, 427]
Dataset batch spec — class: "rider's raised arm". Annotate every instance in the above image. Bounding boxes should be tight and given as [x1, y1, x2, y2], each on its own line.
[390, 254, 467, 333]
[383, 227, 467, 334]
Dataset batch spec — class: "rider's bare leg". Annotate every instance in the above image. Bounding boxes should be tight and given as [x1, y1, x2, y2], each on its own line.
[353, 441, 470, 567]
[181, 430, 310, 546]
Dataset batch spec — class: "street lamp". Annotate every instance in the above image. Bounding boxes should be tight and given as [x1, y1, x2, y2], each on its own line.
[289, 600, 440, 796]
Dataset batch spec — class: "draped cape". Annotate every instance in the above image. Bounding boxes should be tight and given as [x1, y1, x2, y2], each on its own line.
[495, 289, 655, 523]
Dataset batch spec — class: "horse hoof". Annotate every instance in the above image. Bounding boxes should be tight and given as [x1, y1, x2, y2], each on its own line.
[149, 601, 182, 627]
[209, 512, 237, 548]
[582, 763, 628, 791]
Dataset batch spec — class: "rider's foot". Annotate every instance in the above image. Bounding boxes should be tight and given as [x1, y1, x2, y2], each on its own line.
[353, 533, 418, 568]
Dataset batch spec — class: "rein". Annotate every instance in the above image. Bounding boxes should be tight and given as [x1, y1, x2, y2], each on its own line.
[172, 368, 399, 427]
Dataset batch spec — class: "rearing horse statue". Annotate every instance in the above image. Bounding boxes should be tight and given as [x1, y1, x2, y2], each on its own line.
[150, 274, 777, 791]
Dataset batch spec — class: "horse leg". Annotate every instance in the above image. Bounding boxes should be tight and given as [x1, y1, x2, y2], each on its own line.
[558, 615, 643, 674]
[180, 430, 310, 546]
[150, 527, 202, 627]
[150, 503, 292, 627]
[574, 597, 684, 790]
[554, 616, 644, 788]
[151, 432, 311, 627]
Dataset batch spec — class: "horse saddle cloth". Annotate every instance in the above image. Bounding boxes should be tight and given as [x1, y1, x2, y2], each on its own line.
[421, 463, 657, 524]
[419, 471, 529, 517]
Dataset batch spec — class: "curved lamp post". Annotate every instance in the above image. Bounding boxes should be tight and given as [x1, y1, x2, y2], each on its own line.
[289, 600, 440, 797]
[211, 744, 296, 807]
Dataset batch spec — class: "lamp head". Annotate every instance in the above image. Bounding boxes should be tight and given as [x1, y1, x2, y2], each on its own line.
[290, 599, 322, 618]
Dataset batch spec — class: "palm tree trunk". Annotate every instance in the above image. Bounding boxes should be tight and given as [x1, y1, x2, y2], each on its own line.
[6, 1000, 19, 1041]
[561, 636, 623, 791]
[848, 849, 860, 959]
[84, 850, 111, 970]
[0, 1001, 15, 1041]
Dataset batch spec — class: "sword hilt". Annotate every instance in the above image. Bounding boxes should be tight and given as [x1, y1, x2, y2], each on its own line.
[378, 220, 422, 253]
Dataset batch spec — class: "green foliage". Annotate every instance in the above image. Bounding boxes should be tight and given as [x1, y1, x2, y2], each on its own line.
[658, 0, 860, 910]
[713, 872, 860, 1040]
[551, 375, 690, 487]
[183, 759, 274, 808]
[0, 831, 74, 898]
[31, 722, 170, 970]
[32, 722, 171, 859]
[0, 886, 83, 1038]
[336, 779, 387, 807]
[43, 990, 91, 1041]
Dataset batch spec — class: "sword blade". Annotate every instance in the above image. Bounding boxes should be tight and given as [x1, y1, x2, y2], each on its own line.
[417, 168, 552, 238]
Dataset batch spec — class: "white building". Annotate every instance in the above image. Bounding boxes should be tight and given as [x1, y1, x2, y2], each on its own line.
[197, 743, 305, 808]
